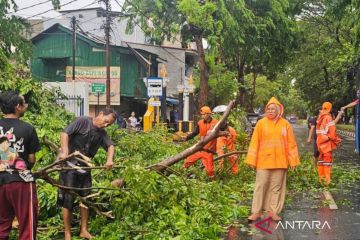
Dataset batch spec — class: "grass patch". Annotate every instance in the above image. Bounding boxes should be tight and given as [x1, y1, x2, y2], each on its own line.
[337, 124, 355, 132]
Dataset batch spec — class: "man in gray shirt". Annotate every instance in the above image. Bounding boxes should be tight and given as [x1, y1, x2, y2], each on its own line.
[58, 108, 116, 240]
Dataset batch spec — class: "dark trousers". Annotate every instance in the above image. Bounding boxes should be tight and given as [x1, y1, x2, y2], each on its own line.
[0, 182, 38, 240]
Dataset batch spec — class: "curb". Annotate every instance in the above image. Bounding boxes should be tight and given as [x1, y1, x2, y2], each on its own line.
[337, 130, 355, 138]
[323, 190, 338, 210]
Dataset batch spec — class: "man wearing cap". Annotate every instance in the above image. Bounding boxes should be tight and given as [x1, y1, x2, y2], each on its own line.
[182, 106, 218, 179]
[316, 102, 341, 185]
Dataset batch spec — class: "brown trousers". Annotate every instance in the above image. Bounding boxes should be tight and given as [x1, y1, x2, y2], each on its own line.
[251, 169, 287, 214]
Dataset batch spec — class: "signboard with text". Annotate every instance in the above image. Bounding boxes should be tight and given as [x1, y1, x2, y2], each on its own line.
[147, 78, 163, 97]
[149, 100, 161, 107]
[66, 66, 120, 105]
[91, 83, 106, 93]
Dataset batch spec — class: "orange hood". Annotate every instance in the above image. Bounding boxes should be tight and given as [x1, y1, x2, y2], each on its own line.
[265, 97, 284, 120]
[320, 102, 332, 115]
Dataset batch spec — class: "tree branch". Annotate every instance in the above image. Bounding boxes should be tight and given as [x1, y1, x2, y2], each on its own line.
[146, 100, 235, 172]
[45, 165, 125, 174]
[41, 175, 115, 219]
[213, 151, 247, 162]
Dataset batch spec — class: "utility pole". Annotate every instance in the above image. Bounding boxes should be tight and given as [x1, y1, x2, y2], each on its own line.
[71, 16, 76, 81]
[160, 64, 168, 123]
[177, 68, 184, 133]
[105, 0, 111, 108]
[188, 75, 195, 132]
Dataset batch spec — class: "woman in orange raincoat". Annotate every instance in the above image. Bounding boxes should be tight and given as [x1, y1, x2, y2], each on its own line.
[245, 97, 299, 222]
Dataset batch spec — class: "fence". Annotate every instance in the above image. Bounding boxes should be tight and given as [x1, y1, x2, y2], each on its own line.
[55, 95, 84, 117]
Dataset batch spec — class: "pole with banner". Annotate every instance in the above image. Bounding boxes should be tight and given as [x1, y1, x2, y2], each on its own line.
[97, 92, 100, 115]
[147, 77, 163, 126]
[91, 83, 106, 115]
[187, 75, 195, 132]
[177, 83, 184, 133]
[160, 64, 168, 123]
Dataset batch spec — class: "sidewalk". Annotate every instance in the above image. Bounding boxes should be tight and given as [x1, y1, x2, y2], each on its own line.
[225, 124, 360, 240]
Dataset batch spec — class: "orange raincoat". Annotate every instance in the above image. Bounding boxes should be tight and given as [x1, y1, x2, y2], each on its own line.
[316, 102, 340, 154]
[216, 126, 238, 174]
[315, 102, 341, 184]
[245, 97, 299, 169]
[183, 118, 218, 177]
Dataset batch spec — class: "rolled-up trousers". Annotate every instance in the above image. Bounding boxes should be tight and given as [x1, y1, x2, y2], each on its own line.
[251, 169, 287, 214]
[183, 151, 215, 177]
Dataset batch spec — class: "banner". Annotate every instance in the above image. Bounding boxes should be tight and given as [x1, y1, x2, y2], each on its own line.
[66, 66, 120, 105]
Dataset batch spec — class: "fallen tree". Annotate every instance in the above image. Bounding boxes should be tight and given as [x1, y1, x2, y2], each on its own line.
[146, 100, 235, 172]
[33, 100, 237, 219]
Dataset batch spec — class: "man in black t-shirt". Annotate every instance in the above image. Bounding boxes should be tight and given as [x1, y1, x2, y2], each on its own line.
[0, 91, 40, 240]
[58, 108, 116, 240]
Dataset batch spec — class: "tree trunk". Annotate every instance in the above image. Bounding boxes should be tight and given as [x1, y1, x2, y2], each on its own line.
[323, 66, 330, 88]
[147, 101, 235, 172]
[194, 34, 209, 109]
[249, 68, 257, 111]
[236, 60, 246, 106]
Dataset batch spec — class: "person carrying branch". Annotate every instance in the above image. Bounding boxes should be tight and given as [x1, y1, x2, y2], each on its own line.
[0, 91, 41, 240]
[182, 106, 218, 179]
[216, 121, 238, 175]
[57, 109, 116, 240]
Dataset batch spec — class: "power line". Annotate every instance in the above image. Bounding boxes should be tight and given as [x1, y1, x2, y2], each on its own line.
[30, 0, 97, 27]
[114, 0, 148, 36]
[78, 15, 100, 25]
[117, 0, 186, 63]
[122, 0, 183, 45]
[8, 0, 52, 14]
[85, 27, 104, 33]
[26, 0, 80, 20]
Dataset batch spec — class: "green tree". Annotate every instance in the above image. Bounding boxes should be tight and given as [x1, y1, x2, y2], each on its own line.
[286, 0, 358, 111]
[123, 0, 221, 109]
[218, 0, 300, 107]
[207, 62, 238, 106]
[244, 74, 279, 111]
[0, 0, 60, 67]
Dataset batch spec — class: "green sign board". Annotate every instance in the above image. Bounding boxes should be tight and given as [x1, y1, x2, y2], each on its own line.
[91, 83, 106, 93]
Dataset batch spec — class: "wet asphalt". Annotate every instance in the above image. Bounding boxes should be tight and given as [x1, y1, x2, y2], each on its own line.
[226, 124, 360, 240]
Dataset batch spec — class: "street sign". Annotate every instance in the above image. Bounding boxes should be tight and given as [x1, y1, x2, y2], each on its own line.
[147, 78, 163, 97]
[149, 101, 161, 107]
[91, 83, 106, 93]
[185, 84, 195, 93]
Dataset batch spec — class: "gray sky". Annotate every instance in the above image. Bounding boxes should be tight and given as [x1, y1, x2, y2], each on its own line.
[12, 0, 124, 19]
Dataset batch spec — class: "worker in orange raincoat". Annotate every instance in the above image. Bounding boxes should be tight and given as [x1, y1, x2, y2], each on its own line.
[245, 97, 299, 222]
[183, 106, 218, 179]
[216, 122, 238, 174]
[316, 102, 341, 185]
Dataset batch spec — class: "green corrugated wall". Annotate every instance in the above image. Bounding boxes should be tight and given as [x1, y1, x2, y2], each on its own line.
[31, 26, 148, 98]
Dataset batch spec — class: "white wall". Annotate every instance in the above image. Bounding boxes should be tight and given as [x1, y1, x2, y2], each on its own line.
[42, 9, 147, 45]
[43, 82, 89, 116]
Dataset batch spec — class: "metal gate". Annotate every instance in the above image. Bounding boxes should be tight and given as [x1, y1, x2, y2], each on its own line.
[55, 95, 84, 117]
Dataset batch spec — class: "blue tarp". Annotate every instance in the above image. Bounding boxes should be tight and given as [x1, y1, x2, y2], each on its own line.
[166, 98, 179, 105]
